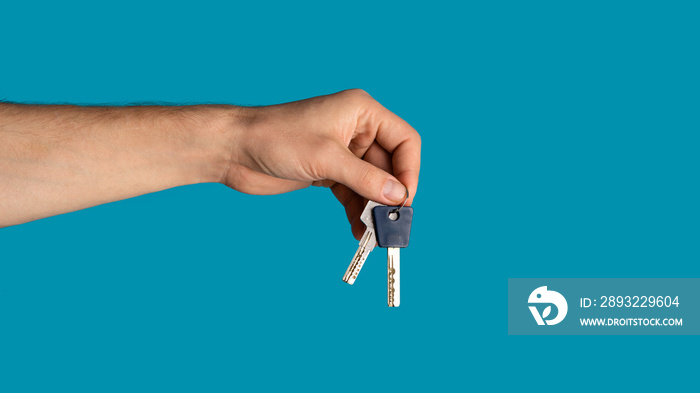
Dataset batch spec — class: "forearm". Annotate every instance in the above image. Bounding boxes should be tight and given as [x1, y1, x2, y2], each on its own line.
[0, 103, 236, 227]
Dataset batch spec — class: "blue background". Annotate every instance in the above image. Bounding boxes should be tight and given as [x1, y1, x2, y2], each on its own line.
[1, 1, 698, 391]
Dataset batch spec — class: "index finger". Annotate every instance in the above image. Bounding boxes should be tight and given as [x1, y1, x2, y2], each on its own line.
[368, 101, 421, 205]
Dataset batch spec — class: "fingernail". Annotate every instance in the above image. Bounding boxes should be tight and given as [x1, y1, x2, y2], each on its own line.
[383, 180, 406, 203]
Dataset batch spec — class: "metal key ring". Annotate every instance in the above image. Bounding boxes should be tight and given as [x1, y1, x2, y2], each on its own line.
[392, 186, 409, 214]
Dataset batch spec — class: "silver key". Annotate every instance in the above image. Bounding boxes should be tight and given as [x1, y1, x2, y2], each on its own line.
[387, 247, 400, 307]
[342, 201, 383, 285]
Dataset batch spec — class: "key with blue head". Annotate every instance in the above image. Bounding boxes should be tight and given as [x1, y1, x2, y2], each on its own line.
[373, 205, 413, 307]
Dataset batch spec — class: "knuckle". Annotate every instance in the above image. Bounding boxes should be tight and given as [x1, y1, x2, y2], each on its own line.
[402, 130, 421, 149]
[347, 88, 370, 97]
[343, 88, 373, 104]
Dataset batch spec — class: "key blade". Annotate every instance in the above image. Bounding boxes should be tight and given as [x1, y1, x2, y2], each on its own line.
[342, 229, 377, 285]
[342, 201, 385, 285]
[388, 247, 400, 307]
[342, 201, 383, 285]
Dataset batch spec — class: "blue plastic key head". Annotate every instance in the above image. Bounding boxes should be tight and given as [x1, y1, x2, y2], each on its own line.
[373, 206, 413, 248]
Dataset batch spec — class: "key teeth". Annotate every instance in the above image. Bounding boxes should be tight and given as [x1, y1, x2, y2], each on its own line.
[343, 229, 374, 285]
[387, 247, 400, 307]
[388, 268, 396, 306]
[343, 259, 363, 285]
[342, 274, 356, 285]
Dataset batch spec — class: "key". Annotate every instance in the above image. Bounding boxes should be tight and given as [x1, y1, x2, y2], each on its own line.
[373, 205, 413, 307]
[342, 201, 384, 285]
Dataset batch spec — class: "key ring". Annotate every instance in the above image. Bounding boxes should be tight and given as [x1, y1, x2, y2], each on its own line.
[392, 186, 409, 214]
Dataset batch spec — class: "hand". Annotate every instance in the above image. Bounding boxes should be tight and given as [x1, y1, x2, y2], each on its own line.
[221, 89, 421, 239]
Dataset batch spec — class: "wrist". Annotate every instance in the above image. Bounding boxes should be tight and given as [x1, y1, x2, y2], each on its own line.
[178, 104, 253, 185]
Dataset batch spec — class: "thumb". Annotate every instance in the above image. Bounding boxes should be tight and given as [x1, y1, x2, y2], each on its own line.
[326, 150, 407, 205]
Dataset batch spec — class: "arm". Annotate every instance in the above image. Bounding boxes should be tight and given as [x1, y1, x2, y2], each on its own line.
[0, 103, 232, 226]
[0, 89, 421, 236]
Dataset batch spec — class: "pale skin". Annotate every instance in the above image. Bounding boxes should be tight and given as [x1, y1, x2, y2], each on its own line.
[0, 89, 421, 238]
